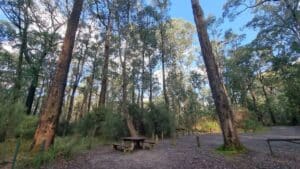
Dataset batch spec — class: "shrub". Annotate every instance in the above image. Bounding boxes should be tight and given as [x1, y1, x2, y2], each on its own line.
[76, 107, 127, 140]
[100, 111, 128, 140]
[0, 96, 26, 141]
[128, 104, 144, 134]
[15, 116, 38, 139]
[75, 107, 105, 137]
[194, 117, 221, 133]
[241, 119, 263, 132]
[144, 103, 175, 137]
[216, 144, 247, 155]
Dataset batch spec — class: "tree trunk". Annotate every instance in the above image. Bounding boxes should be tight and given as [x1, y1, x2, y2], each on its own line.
[119, 38, 138, 137]
[14, 19, 29, 98]
[117, 5, 138, 136]
[141, 47, 145, 109]
[79, 81, 89, 119]
[121, 58, 138, 137]
[262, 85, 276, 124]
[131, 69, 136, 104]
[66, 31, 89, 129]
[33, 78, 46, 115]
[249, 88, 263, 124]
[25, 77, 38, 115]
[191, 0, 242, 149]
[87, 57, 98, 113]
[149, 54, 153, 104]
[99, 16, 112, 107]
[160, 27, 169, 107]
[66, 83, 78, 122]
[25, 50, 47, 115]
[258, 73, 276, 125]
[31, 0, 83, 151]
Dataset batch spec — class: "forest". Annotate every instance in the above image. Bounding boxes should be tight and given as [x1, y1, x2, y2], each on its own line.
[0, 0, 299, 169]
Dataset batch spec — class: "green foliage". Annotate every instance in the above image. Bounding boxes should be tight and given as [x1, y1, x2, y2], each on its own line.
[15, 136, 105, 169]
[144, 103, 175, 137]
[181, 89, 203, 130]
[0, 95, 26, 141]
[241, 118, 263, 133]
[76, 107, 127, 140]
[128, 104, 144, 133]
[216, 144, 247, 156]
[284, 64, 300, 125]
[100, 111, 128, 140]
[194, 118, 221, 133]
[15, 116, 38, 139]
[75, 107, 105, 137]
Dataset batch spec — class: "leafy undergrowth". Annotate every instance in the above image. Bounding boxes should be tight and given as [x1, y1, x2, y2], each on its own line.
[239, 119, 265, 133]
[0, 136, 108, 169]
[216, 145, 248, 156]
[194, 118, 221, 133]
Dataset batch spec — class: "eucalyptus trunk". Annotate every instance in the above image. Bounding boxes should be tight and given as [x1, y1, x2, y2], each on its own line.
[160, 25, 169, 107]
[141, 47, 145, 109]
[149, 54, 153, 104]
[258, 73, 276, 125]
[121, 56, 138, 137]
[249, 88, 263, 124]
[191, 0, 242, 149]
[25, 51, 47, 115]
[99, 15, 112, 107]
[31, 0, 83, 151]
[87, 72, 95, 113]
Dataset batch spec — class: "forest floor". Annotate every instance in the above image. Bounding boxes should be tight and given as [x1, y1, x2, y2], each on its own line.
[43, 126, 299, 169]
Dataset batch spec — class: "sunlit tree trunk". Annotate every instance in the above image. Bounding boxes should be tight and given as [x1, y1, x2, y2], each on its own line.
[149, 54, 153, 104]
[191, 0, 242, 149]
[249, 88, 263, 124]
[14, 10, 29, 98]
[25, 50, 47, 114]
[131, 69, 136, 104]
[141, 48, 145, 109]
[121, 51, 138, 137]
[99, 14, 112, 107]
[31, 0, 84, 151]
[159, 24, 169, 107]
[262, 85, 276, 124]
[87, 73, 95, 113]
[79, 78, 90, 119]
[258, 72, 276, 124]
[117, 2, 138, 136]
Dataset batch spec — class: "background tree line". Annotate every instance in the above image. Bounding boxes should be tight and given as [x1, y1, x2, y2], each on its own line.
[0, 0, 299, 152]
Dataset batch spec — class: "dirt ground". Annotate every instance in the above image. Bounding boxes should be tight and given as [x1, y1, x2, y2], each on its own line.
[42, 126, 300, 169]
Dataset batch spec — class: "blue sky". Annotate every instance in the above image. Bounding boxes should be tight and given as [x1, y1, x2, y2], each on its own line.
[169, 0, 257, 44]
[0, 0, 257, 43]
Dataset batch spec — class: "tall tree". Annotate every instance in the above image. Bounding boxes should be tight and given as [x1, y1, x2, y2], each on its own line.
[115, 0, 138, 137]
[191, 0, 242, 149]
[154, 0, 170, 106]
[31, 0, 84, 150]
[24, 1, 63, 114]
[0, 0, 31, 98]
[98, 0, 113, 107]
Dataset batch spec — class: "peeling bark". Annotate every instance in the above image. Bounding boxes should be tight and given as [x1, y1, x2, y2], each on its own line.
[31, 0, 84, 151]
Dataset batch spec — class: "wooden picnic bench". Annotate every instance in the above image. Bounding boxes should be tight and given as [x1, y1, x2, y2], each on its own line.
[123, 136, 146, 149]
[266, 138, 300, 155]
[143, 140, 156, 149]
[112, 142, 134, 152]
[113, 137, 157, 152]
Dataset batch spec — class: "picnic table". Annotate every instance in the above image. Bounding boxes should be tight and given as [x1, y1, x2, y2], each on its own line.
[122, 136, 146, 149]
[266, 138, 300, 155]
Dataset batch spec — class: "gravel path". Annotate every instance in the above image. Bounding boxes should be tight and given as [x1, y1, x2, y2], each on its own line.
[45, 126, 300, 169]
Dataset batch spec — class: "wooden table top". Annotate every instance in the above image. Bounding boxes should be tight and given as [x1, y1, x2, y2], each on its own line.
[122, 136, 146, 141]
